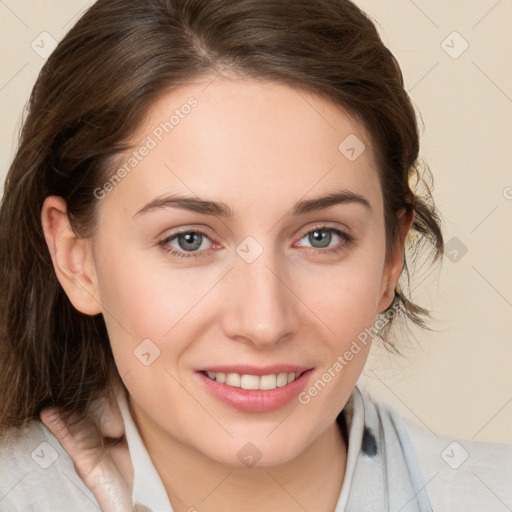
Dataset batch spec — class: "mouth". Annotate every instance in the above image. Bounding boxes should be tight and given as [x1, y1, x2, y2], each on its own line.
[195, 366, 314, 413]
[198, 368, 310, 390]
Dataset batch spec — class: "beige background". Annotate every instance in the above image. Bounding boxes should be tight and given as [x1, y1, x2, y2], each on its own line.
[1, 0, 511, 445]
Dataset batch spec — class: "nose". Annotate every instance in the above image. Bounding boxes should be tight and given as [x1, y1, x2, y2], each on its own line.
[220, 244, 300, 348]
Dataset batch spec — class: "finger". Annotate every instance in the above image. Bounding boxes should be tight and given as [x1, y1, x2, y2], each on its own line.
[86, 455, 134, 512]
[41, 406, 107, 475]
[87, 385, 126, 440]
[40, 407, 133, 512]
[95, 394, 125, 440]
[40, 407, 74, 449]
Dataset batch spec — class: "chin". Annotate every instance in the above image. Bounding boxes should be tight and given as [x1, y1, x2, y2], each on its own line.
[197, 429, 310, 469]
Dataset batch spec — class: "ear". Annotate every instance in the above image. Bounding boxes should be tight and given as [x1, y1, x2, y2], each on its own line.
[41, 196, 102, 315]
[377, 208, 415, 313]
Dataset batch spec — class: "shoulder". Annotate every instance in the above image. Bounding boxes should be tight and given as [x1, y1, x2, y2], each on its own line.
[404, 416, 512, 511]
[0, 419, 100, 511]
[364, 391, 512, 511]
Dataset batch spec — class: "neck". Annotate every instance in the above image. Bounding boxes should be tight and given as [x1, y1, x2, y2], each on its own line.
[129, 399, 348, 512]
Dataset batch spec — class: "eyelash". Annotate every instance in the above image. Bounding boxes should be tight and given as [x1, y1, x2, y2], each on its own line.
[158, 224, 353, 260]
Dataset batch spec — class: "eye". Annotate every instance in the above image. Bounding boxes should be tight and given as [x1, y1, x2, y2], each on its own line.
[295, 225, 352, 254]
[158, 224, 353, 260]
[158, 229, 215, 259]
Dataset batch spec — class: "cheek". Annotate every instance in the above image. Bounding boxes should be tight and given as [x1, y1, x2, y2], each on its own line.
[93, 248, 204, 371]
[292, 247, 385, 418]
[296, 236, 386, 341]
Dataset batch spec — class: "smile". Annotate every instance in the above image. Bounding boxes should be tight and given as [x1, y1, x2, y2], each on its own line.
[196, 367, 314, 412]
[201, 370, 307, 390]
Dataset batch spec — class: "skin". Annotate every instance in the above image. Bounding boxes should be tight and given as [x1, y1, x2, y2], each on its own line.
[41, 383, 133, 512]
[41, 74, 413, 512]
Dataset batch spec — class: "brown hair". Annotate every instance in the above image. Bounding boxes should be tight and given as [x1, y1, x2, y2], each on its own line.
[0, 0, 443, 429]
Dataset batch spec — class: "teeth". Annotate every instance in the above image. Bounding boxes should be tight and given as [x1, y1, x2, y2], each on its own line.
[241, 374, 260, 390]
[276, 373, 288, 387]
[259, 374, 277, 390]
[204, 371, 300, 390]
[225, 373, 241, 387]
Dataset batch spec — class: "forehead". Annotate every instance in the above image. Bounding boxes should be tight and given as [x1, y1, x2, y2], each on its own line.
[100, 76, 382, 219]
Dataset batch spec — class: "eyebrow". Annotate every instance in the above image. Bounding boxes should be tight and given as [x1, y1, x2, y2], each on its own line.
[133, 189, 371, 218]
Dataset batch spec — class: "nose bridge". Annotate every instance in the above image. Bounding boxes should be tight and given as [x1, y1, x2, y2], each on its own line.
[221, 239, 297, 346]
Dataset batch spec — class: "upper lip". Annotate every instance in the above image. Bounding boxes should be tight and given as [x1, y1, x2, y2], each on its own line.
[197, 364, 313, 376]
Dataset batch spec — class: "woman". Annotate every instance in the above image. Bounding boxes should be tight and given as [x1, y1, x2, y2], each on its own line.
[0, 0, 510, 511]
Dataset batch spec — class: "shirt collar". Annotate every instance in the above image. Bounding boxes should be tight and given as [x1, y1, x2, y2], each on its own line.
[117, 388, 174, 511]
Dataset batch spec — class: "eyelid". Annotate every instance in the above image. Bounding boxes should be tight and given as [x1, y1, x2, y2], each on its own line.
[158, 224, 217, 247]
[294, 221, 352, 242]
[160, 222, 350, 243]
[301, 221, 348, 234]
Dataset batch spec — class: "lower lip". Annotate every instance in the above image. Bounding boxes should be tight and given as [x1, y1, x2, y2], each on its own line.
[195, 370, 313, 413]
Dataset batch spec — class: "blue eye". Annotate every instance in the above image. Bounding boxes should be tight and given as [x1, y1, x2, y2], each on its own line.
[158, 225, 352, 260]
[159, 230, 213, 259]
[297, 226, 350, 250]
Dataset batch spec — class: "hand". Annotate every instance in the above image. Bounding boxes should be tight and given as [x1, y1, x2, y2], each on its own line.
[40, 383, 134, 512]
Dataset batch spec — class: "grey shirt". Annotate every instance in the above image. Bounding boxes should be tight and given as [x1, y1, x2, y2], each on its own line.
[1, 386, 511, 511]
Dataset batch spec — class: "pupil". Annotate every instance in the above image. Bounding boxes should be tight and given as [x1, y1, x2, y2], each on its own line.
[310, 229, 331, 248]
[179, 232, 202, 251]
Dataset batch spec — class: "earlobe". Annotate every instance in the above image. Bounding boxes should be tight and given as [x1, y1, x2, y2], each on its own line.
[41, 196, 102, 316]
[377, 208, 415, 313]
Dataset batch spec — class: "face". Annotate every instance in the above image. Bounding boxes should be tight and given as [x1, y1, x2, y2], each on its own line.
[52, 76, 405, 467]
